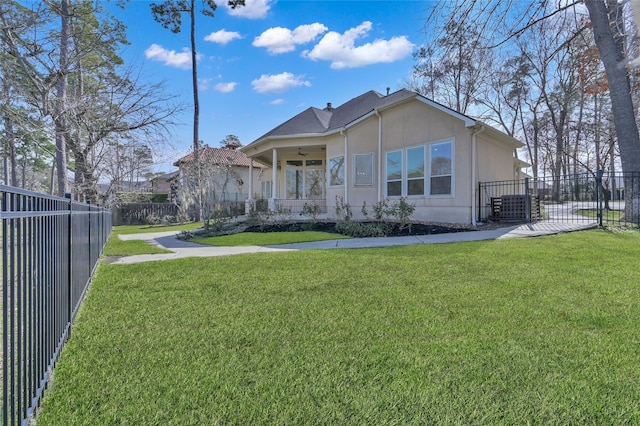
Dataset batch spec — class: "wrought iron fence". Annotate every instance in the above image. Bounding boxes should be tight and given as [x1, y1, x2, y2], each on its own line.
[478, 171, 640, 227]
[113, 193, 249, 225]
[1, 185, 112, 425]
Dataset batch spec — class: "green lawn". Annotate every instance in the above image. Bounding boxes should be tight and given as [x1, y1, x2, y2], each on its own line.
[112, 221, 202, 235]
[192, 231, 350, 246]
[102, 235, 172, 256]
[577, 208, 624, 223]
[38, 230, 640, 424]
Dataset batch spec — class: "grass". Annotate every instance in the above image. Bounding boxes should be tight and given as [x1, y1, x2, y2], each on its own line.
[192, 231, 350, 246]
[112, 221, 202, 235]
[577, 208, 624, 223]
[37, 229, 640, 424]
[102, 235, 172, 256]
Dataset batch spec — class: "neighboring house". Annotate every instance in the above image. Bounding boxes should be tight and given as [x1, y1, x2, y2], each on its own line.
[240, 89, 524, 224]
[173, 145, 266, 200]
[151, 170, 179, 194]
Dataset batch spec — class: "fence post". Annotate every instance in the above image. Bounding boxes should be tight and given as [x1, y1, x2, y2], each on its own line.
[477, 181, 481, 223]
[596, 170, 603, 227]
[524, 177, 531, 222]
[65, 193, 73, 334]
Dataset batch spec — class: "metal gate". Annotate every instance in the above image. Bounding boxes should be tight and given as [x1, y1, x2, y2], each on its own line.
[478, 171, 640, 227]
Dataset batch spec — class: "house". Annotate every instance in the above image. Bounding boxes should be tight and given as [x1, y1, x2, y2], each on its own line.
[151, 170, 179, 197]
[173, 145, 266, 201]
[241, 89, 524, 224]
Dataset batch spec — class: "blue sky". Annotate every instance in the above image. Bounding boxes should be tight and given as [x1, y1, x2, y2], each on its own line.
[106, 0, 428, 172]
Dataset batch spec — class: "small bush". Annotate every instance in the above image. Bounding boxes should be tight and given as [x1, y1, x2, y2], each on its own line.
[301, 201, 322, 223]
[335, 196, 352, 222]
[361, 201, 370, 220]
[272, 205, 292, 225]
[335, 221, 391, 238]
[177, 230, 194, 240]
[145, 213, 162, 226]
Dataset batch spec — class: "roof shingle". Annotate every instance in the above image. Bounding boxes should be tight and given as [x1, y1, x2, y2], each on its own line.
[174, 146, 266, 168]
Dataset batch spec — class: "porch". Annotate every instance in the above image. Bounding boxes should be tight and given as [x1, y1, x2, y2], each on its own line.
[245, 144, 332, 215]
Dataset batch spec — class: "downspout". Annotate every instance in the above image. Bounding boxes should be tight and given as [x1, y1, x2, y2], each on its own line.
[375, 109, 382, 202]
[471, 125, 485, 226]
[340, 129, 348, 204]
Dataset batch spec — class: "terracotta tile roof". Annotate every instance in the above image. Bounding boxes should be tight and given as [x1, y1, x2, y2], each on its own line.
[174, 146, 266, 168]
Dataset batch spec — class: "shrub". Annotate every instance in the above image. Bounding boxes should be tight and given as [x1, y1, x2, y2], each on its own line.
[387, 197, 416, 231]
[272, 205, 292, 226]
[372, 199, 389, 221]
[335, 221, 391, 238]
[335, 196, 352, 222]
[145, 213, 162, 225]
[361, 201, 370, 220]
[302, 201, 322, 223]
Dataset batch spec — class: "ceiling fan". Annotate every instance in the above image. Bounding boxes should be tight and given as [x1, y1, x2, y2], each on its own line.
[297, 148, 308, 157]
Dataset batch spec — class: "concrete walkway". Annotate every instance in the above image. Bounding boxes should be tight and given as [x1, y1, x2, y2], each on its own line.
[108, 221, 597, 265]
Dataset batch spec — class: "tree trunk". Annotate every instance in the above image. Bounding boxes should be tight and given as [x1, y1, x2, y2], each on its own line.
[585, 0, 640, 222]
[54, 0, 70, 196]
[189, 0, 202, 221]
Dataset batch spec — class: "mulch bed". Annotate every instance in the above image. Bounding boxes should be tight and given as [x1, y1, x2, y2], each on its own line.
[244, 221, 484, 237]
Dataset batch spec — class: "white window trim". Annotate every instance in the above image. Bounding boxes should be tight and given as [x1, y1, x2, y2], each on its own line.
[428, 140, 454, 197]
[284, 158, 325, 199]
[328, 155, 345, 188]
[383, 139, 455, 198]
[385, 149, 403, 197]
[353, 153, 374, 186]
[406, 144, 426, 198]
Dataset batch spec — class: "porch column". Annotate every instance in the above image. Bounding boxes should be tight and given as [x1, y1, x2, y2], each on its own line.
[245, 161, 254, 214]
[271, 148, 278, 205]
[248, 161, 254, 200]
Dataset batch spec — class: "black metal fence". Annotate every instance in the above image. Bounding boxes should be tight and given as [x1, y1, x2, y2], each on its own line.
[479, 171, 640, 227]
[113, 193, 249, 225]
[1, 185, 112, 425]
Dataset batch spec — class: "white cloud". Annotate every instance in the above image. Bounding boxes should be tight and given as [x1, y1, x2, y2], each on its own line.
[215, 82, 238, 93]
[303, 21, 415, 69]
[144, 44, 198, 70]
[224, 0, 273, 19]
[253, 23, 328, 54]
[199, 78, 213, 90]
[270, 98, 285, 105]
[204, 29, 242, 45]
[251, 72, 311, 94]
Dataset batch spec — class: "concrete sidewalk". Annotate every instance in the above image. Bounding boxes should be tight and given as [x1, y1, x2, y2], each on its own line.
[108, 221, 596, 265]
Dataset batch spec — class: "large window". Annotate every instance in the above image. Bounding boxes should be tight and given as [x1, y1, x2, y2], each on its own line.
[385, 141, 452, 197]
[286, 159, 324, 199]
[328, 156, 345, 186]
[354, 153, 374, 186]
[430, 142, 452, 195]
[261, 180, 272, 198]
[386, 150, 402, 196]
[407, 146, 425, 196]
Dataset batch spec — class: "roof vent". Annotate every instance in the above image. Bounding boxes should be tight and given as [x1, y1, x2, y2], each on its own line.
[325, 102, 333, 111]
[386, 87, 390, 96]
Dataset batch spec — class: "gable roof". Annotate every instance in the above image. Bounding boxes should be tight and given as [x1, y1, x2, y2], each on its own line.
[151, 170, 179, 181]
[174, 146, 266, 168]
[246, 89, 477, 148]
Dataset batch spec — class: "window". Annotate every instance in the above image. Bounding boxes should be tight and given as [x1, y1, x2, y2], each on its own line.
[385, 140, 453, 197]
[430, 142, 452, 195]
[328, 156, 345, 186]
[354, 154, 374, 186]
[261, 181, 272, 198]
[286, 159, 324, 199]
[386, 150, 402, 196]
[407, 146, 425, 196]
